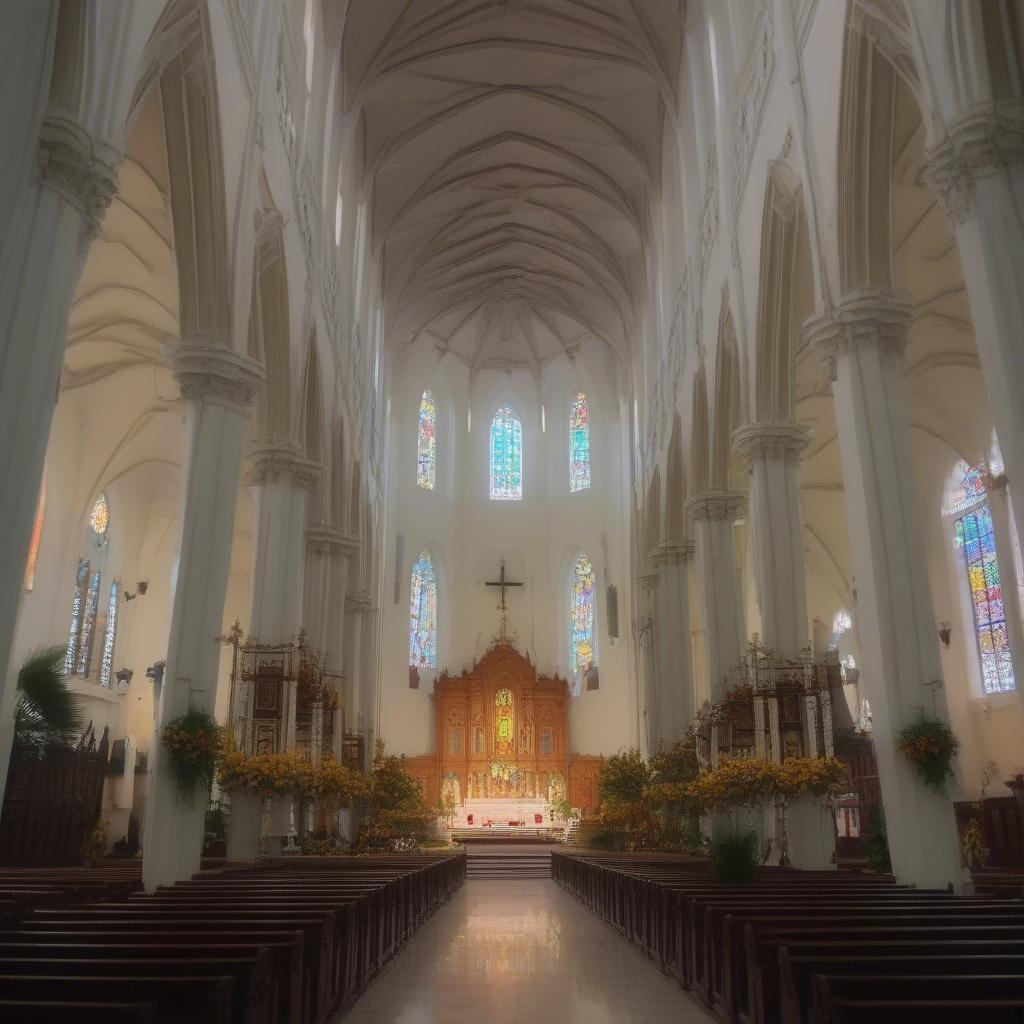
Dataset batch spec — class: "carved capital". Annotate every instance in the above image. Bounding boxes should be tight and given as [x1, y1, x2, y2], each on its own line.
[168, 338, 264, 411]
[306, 525, 360, 556]
[803, 287, 912, 382]
[686, 490, 746, 522]
[653, 539, 695, 565]
[247, 440, 321, 489]
[37, 111, 120, 241]
[633, 569, 659, 591]
[346, 591, 373, 615]
[733, 421, 811, 467]
[926, 101, 1024, 225]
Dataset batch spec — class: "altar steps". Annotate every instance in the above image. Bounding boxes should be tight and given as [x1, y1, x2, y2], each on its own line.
[465, 850, 553, 880]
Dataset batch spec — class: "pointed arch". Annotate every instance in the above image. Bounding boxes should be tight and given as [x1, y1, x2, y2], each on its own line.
[689, 364, 710, 495]
[753, 164, 803, 421]
[711, 298, 741, 490]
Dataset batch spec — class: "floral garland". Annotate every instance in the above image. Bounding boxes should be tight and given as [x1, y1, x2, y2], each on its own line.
[897, 716, 960, 793]
[218, 746, 367, 802]
[645, 755, 845, 815]
[161, 710, 224, 802]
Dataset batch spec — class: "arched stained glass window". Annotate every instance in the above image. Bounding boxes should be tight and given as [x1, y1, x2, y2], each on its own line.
[489, 405, 522, 500]
[23, 472, 45, 591]
[569, 392, 591, 492]
[409, 550, 437, 668]
[570, 552, 596, 673]
[951, 460, 1016, 695]
[416, 388, 436, 490]
[99, 579, 120, 688]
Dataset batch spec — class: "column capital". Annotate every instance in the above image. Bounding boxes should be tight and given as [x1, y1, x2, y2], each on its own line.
[803, 287, 913, 382]
[37, 110, 121, 241]
[168, 339, 264, 411]
[633, 569, 659, 590]
[653, 539, 695, 565]
[732, 421, 811, 466]
[247, 440, 321, 489]
[925, 100, 1024, 224]
[346, 590, 373, 615]
[306, 524, 359, 555]
[686, 489, 746, 522]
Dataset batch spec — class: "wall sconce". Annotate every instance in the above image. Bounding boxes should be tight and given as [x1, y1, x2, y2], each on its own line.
[938, 621, 951, 648]
[124, 580, 149, 602]
[115, 668, 134, 696]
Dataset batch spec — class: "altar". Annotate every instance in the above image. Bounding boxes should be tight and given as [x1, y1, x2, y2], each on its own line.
[402, 641, 603, 817]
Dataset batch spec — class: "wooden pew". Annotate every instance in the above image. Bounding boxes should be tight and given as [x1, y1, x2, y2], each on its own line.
[0, 973, 234, 1024]
[0, 999, 159, 1023]
[778, 952, 1024, 1024]
[810, 973, 1024, 1024]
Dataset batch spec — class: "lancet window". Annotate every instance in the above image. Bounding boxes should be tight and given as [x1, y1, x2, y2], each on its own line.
[569, 392, 591, 492]
[570, 552, 596, 673]
[951, 460, 1016, 695]
[489, 405, 522, 500]
[416, 388, 436, 490]
[409, 550, 438, 668]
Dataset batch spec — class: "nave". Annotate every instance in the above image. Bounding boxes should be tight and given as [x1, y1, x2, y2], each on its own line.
[343, 878, 712, 1024]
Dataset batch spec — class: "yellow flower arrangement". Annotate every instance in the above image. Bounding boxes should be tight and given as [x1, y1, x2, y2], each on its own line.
[217, 746, 367, 803]
[161, 710, 224, 800]
[644, 755, 845, 815]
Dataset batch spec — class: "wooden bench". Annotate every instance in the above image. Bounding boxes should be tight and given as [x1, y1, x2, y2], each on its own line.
[778, 952, 1024, 1024]
[0, 973, 234, 1024]
[811, 973, 1024, 1023]
[0, 999, 159, 1023]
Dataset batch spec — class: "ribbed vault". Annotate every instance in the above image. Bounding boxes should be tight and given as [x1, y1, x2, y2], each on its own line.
[341, 0, 685, 371]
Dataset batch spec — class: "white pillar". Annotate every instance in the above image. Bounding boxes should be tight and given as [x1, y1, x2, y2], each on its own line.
[344, 589, 369, 752]
[654, 541, 696, 743]
[632, 575, 658, 754]
[247, 442, 319, 643]
[927, 107, 1024, 556]
[806, 288, 962, 890]
[0, 113, 120, 798]
[143, 343, 262, 890]
[688, 492, 746, 699]
[733, 423, 810, 657]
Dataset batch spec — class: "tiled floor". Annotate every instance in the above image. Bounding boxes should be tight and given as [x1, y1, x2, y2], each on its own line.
[340, 879, 714, 1024]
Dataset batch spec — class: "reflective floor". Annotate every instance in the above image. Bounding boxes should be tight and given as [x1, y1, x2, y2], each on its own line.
[340, 880, 714, 1024]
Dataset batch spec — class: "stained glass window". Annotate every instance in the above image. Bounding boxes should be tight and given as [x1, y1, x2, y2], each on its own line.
[569, 392, 591, 492]
[65, 559, 90, 675]
[89, 493, 110, 538]
[409, 550, 437, 668]
[489, 405, 522, 500]
[956, 504, 1015, 694]
[76, 569, 102, 677]
[416, 388, 436, 490]
[949, 461, 988, 515]
[99, 579, 120, 688]
[23, 473, 45, 591]
[570, 552, 596, 673]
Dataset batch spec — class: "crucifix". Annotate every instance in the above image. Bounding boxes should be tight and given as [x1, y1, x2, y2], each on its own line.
[485, 559, 523, 610]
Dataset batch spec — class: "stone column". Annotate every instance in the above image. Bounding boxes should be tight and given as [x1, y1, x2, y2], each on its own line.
[344, 589, 370, 755]
[632, 574, 658, 754]
[687, 492, 747, 699]
[0, 113, 120, 798]
[143, 343, 263, 890]
[247, 442, 320, 643]
[927, 106, 1024, 556]
[805, 288, 962, 890]
[732, 422, 811, 657]
[654, 541, 697, 742]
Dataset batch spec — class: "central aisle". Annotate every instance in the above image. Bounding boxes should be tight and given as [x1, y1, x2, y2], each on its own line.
[341, 879, 714, 1024]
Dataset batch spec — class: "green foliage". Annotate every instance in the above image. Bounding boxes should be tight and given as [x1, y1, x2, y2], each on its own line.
[897, 715, 960, 793]
[598, 748, 651, 803]
[649, 739, 700, 785]
[354, 746, 433, 852]
[710, 828, 762, 883]
[14, 646, 84, 755]
[161, 709, 223, 802]
[81, 818, 108, 866]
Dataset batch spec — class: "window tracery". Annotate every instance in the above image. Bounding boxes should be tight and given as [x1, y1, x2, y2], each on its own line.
[570, 552, 596, 673]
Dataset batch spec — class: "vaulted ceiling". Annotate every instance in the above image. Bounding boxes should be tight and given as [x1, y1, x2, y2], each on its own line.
[341, 0, 685, 372]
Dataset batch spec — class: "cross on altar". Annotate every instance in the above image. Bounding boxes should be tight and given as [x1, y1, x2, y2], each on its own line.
[485, 559, 523, 611]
